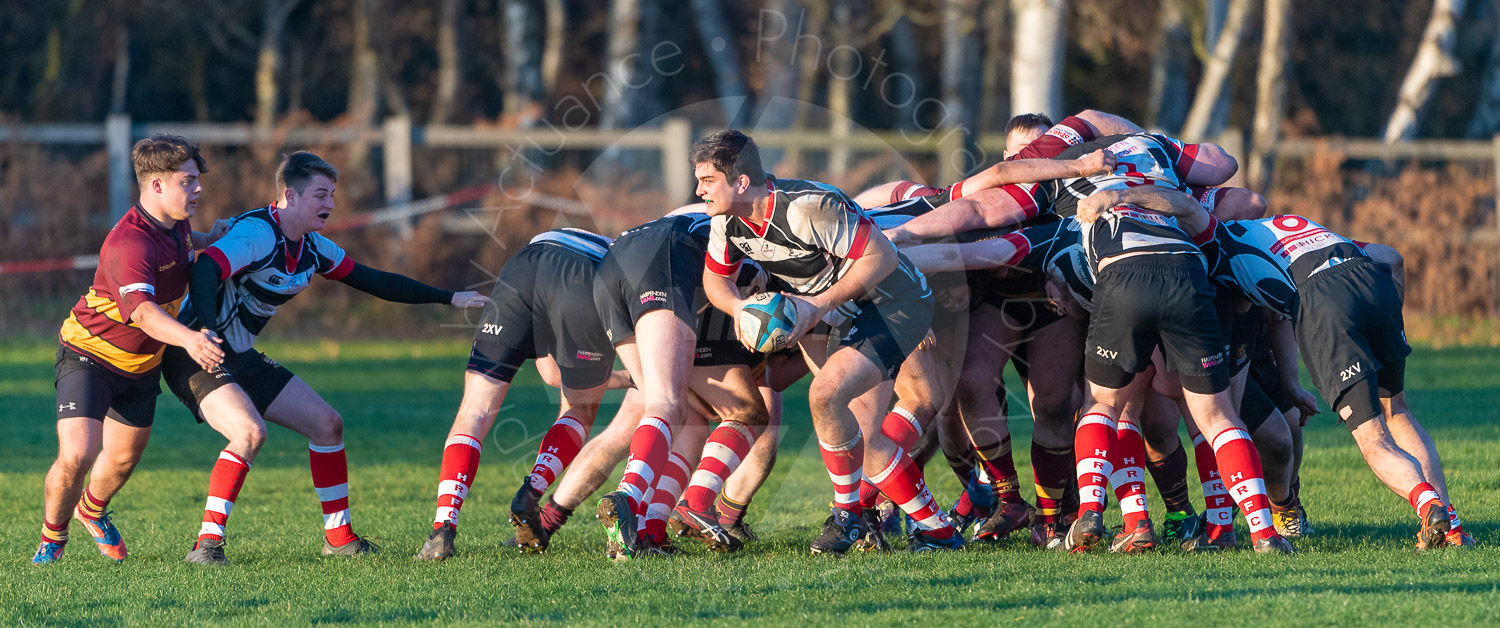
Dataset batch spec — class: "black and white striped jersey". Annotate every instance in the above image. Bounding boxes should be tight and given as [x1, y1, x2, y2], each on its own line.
[1029, 133, 1201, 218]
[997, 218, 1096, 310]
[1201, 215, 1366, 318]
[707, 176, 929, 302]
[184, 205, 356, 353]
[528, 227, 612, 262]
[1081, 205, 1207, 270]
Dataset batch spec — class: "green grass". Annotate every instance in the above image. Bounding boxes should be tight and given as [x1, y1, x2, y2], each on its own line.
[2, 338, 1498, 626]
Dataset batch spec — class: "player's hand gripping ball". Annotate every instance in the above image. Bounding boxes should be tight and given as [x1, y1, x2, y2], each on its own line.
[738, 292, 799, 353]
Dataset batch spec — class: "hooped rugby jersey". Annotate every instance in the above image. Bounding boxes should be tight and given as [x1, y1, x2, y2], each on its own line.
[706, 177, 928, 303]
[182, 205, 356, 353]
[996, 218, 1096, 309]
[60, 205, 194, 376]
[1200, 215, 1366, 318]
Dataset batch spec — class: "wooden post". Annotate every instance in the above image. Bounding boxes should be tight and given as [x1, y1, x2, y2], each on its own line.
[107, 113, 133, 222]
[383, 115, 414, 238]
[939, 125, 966, 186]
[661, 117, 693, 205]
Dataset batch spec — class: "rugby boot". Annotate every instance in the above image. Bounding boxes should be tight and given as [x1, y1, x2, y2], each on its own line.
[724, 520, 758, 544]
[854, 508, 890, 552]
[1294, 505, 1315, 536]
[184, 538, 230, 565]
[31, 541, 65, 565]
[1446, 530, 1476, 549]
[636, 535, 680, 557]
[323, 535, 381, 556]
[595, 491, 638, 561]
[509, 482, 551, 553]
[1109, 519, 1160, 554]
[1414, 502, 1451, 552]
[908, 529, 967, 552]
[1272, 507, 1307, 539]
[1160, 509, 1200, 546]
[1253, 535, 1296, 554]
[947, 507, 985, 540]
[74, 506, 127, 562]
[1030, 520, 1064, 550]
[973, 498, 1035, 543]
[1063, 510, 1106, 554]
[414, 523, 457, 561]
[809, 506, 866, 555]
[1181, 517, 1237, 552]
[876, 499, 904, 540]
[668, 501, 743, 553]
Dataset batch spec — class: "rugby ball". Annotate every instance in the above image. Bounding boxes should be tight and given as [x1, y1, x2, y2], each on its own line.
[738, 292, 799, 353]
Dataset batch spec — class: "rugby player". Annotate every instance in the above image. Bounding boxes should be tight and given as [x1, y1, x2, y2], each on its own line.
[1120, 185, 1473, 549]
[414, 226, 626, 561]
[694, 130, 963, 553]
[164, 152, 488, 564]
[34, 136, 224, 565]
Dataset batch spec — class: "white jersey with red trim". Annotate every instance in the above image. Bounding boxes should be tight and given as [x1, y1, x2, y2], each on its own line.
[1031, 133, 1199, 218]
[706, 176, 928, 302]
[181, 205, 353, 353]
[1220, 215, 1367, 285]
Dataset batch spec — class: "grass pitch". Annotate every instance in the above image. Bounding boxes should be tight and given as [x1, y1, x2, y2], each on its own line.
[1, 338, 1497, 626]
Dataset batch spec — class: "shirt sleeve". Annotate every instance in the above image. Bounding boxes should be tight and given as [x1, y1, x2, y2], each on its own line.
[308, 233, 355, 280]
[705, 214, 743, 276]
[103, 235, 160, 324]
[800, 194, 874, 260]
[1014, 116, 1096, 160]
[202, 218, 277, 279]
[1155, 134, 1202, 180]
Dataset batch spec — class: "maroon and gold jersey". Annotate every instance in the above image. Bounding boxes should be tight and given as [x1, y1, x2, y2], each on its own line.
[59, 205, 193, 377]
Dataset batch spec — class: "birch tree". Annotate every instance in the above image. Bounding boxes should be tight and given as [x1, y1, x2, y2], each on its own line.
[1010, 0, 1066, 120]
[1383, 0, 1468, 142]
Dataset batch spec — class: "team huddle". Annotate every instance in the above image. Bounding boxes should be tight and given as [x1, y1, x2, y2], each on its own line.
[34, 111, 1472, 565]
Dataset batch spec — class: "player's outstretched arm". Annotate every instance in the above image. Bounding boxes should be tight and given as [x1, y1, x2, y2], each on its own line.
[1076, 109, 1146, 135]
[1076, 186, 1211, 235]
[884, 191, 1031, 245]
[900, 238, 1020, 275]
[1267, 316, 1319, 423]
[336, 263, 487, 308]
[954, 150, 1116, 196]
[133, 302, 223, 371]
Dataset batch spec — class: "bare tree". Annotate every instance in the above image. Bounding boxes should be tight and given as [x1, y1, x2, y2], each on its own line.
[883, 6, 924, 131]
[254, 0, 303, 133]
[599, 0, 662, 130]
[429, 0, 465, 125]
[1248, 0, 1290, 190]
[1181, 0, 1251, 142]
[1010, 0, 1067, 120]
[1384, 0, 1469, 142]
[347, 0, 381, 171]
[944, 0, 983, 172]
[1467, 2, 1500, 138]
[981, 1, 1009, 131]
[1201, 0, 1233, 135]
[692, 0, 752, 126]
[1147, 0, 1191, 133]
[502, 0, 547, 128]
[541, 0, 565, 94]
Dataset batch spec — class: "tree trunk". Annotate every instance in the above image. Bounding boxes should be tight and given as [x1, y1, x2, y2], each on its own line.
[346, 0, 380, 180]
[254, 0, 302, 133]
[109, 25, 129, 114]
[1010, 0, 1067, 121]
[1202, 0, 1234, 136]
[600, 0, 662, 130]
[1180, 0, 1251, 142]
[1466, 2, 1500, 138]
[429, 0, 463, 125]
[981, 1, 1009, 132]
[541, 0, 564, 94]
[756, 0, 807, 168]
[883, 8, 923, 131]
[828, 0, 854, 177]
[692, 0, 752, 126]
[1147, 0, 1191, 133]
[502, 0, 546, 126]
[943, 0, 984, 173]
[1248, 0, 1290, 191]
[1384, 0, 1469, 142]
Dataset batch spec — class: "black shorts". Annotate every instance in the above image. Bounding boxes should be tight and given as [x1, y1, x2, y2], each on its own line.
[1085, 255, 1230, 395]
[1294, 258, 1410, 408]
[838, 291, 935, 381]
[1239, 375, 1276, 433]
[694, 305, 756, 367]
[471, 243, 614, 389]
[593, 223, 704, 344]
[55, 345, 160, 428]
[162, 345, 296, 423]
[969, 270, 1065, 333]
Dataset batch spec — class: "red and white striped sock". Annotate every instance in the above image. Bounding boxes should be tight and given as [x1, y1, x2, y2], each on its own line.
[1191, 433, 1234, 538]
[858, 478, 881, 510]
[818, 434, 865, 513]
[1211, 427, 1277, 543]
[681, 421, 756, 513]
[527, 415, 587, 492]
[199, 449, 250, 545]
[1111, 421, 1150, 530]
[879, 407, 922, 451]
[642, 452, 692, 543]
[1447, 504, 1466, 536]
[869, 448, 954, 538]
[309, 442, 357, 547]
[1407, 482, 1443, 516]
[1074, 412, 1117, 515]
[434, 433, 482, 529]
[617, 417, 673, 516]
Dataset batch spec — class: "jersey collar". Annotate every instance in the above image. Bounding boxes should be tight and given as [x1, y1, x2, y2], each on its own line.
[268, 202, 306, 271]
[737, 179, 776, 237]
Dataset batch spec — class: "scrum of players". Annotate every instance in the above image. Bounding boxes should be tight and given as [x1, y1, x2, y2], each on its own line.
[34, 110, 1471, 566]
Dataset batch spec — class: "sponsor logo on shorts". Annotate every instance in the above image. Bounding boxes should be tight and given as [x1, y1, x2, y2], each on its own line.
[640, 290, 668, 305]
[575, 350, 605, 362]
[1095, 346, 1118, 360]
[1201, 351, 1225, 369]
[1340, 361, 1362, 382]
[696, 346, 713, 358]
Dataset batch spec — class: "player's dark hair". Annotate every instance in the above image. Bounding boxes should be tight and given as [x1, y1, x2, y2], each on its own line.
[690, 130, 767, 186]
[132, 135, 208, 187]
[1005, 113, 1054, 136]
[275, 151, 340, 194]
